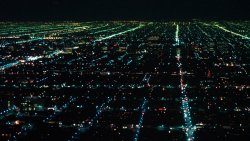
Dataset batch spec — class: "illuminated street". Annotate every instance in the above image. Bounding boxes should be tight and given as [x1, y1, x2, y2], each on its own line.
[0, 21, 250, 141]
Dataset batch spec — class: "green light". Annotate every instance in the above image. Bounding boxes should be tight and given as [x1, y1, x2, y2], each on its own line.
[214, 24, 250, 39]
[95, 25, 144, 41]
[202, 22, 250, 40]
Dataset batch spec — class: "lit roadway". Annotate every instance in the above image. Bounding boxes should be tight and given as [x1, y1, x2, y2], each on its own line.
[134, 97, 148, 141]
[214, 24, 250, 40]
[0, 105, 17, 120]
[175, 24, 180, 45]
[133, 73, 152, 141]
[179, 67, 195, 141]
[0, 61, 19, 70]
[0, 50, 64, 71]
[68, 97, 112, 141]
[175, 24, 195, 141]
[202, 22, 250, 40]
[91, 25, 125, 34]
[0, 24, 144, 71]
[43, 96, 78, 123]
[95, 24, 145, 42]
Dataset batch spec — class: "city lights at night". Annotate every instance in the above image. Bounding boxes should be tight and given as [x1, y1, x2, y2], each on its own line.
[0, 0, 249, 141]
[0, 20, 250, 141]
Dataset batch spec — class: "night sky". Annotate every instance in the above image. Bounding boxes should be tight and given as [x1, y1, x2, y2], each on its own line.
[0, 0, 249, 21]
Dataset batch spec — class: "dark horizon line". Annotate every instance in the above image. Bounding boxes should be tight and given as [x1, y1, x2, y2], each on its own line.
[0, 17, 250, 22]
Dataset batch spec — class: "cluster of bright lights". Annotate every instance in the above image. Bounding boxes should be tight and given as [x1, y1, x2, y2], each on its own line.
[0, 61, 19, 70]
[26, 56, 43, 61]
[175, 24, 180, 45]
[0, 105, 16, 118]
[0, 50, 64, 71]
[26, 50, 63, 62]
[27, 50, 64, 63]
[1, 24, 90, 46]
[180, 79, 195, 141]
[134, 97, 147, 141]
[0, 23, 143, 71]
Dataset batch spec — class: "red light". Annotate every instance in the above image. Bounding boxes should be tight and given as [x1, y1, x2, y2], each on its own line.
[158, 108, 166, 111]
